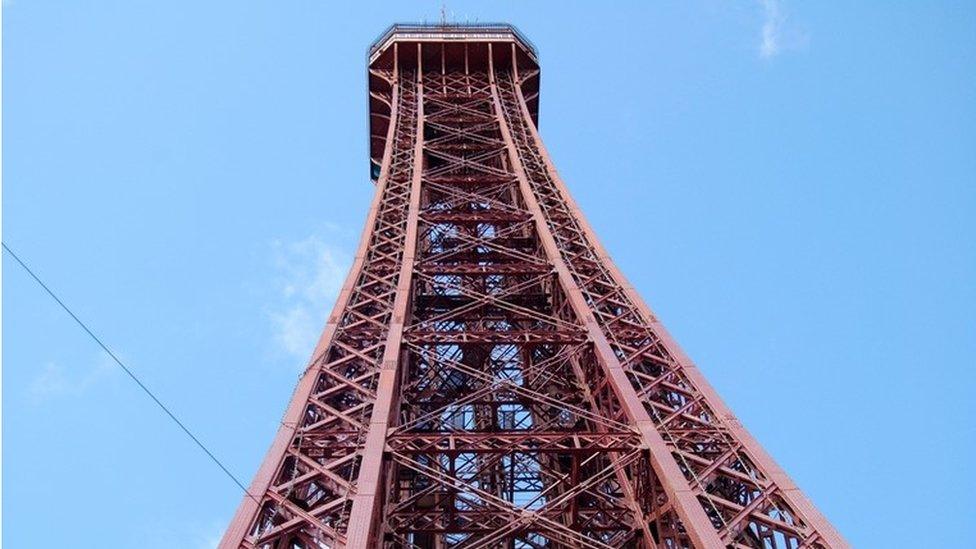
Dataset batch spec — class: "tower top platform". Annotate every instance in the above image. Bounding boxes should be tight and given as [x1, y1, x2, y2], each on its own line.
[367, 23, 541, 179]
[368, 23, 537, 65]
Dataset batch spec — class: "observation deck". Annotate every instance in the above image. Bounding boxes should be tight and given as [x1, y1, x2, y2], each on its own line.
[367, 23, 540, 179]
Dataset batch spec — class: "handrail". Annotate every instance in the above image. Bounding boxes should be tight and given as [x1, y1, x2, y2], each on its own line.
[368, 23, 537, 59]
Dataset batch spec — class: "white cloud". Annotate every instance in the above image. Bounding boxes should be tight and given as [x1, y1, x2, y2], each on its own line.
[269, 305, 319, 359]
[759, 0, 784, 58]
[268, 233, 350, 365]
[30, 363, 76, 398]
[29, 352, 115, 401]
[757, 0, 808, 59]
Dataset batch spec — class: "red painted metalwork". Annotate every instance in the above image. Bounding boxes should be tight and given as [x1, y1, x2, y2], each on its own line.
[221, 24, 847, 549]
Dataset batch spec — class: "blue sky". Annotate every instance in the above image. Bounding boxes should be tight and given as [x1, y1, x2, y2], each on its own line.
[4, 2, 974, 547]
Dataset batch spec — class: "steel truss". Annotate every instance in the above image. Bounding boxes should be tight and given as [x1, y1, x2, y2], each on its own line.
[221, 28, 847, 549]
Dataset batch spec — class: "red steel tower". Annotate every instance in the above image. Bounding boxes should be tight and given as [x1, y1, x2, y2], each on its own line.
[221, 24, 846, 549]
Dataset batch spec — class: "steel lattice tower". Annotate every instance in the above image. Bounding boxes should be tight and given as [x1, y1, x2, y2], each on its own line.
[221, 24, 846, 549]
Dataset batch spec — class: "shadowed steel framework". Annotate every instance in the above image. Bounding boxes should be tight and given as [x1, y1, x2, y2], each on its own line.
[220, 24, 847, 549]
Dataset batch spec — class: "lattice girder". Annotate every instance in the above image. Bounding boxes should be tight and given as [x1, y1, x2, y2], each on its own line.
[221, 26, 846, 549]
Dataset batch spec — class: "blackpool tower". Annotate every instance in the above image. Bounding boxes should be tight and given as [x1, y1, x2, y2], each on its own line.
[220, 24, 846, 549]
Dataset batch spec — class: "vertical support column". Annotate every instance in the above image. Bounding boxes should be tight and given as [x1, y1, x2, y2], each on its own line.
[486, 48, 726, 549]
[502, 70, 848, 549]
[345, 45, 426, 548]
[219, 48, 405, 549]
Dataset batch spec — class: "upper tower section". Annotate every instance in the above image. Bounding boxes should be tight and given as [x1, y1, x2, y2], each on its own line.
[367, 23, 540, 179]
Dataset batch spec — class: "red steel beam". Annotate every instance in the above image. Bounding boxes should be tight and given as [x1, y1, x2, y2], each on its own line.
[486, 46, 727, 549]
[344, 44, 426, 547]
[497, 42, 848, 549]
[218, 43, 407, 549]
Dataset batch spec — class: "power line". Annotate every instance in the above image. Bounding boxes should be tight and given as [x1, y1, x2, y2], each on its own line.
[2, 241, 259, 504]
